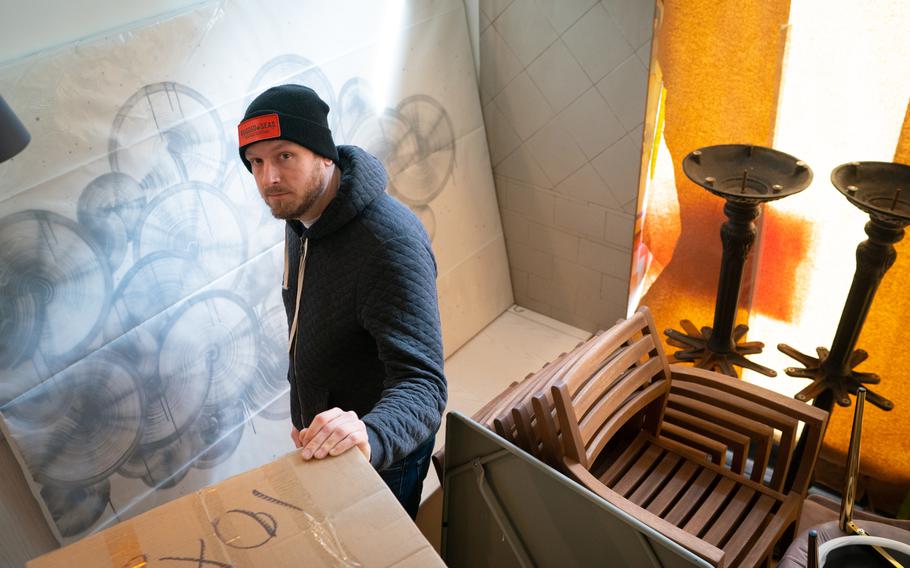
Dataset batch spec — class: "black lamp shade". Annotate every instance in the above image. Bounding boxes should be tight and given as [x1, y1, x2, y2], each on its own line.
[0, 95, 30, 163]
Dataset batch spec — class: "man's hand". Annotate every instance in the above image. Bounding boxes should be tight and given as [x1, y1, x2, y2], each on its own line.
[291, 426, 303, 448]
[298, 407, 371, 462]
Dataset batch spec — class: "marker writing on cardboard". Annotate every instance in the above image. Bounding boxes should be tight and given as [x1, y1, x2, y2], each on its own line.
[211, 510, 278, 549]
[248, 488, 361, 567]
[159, 539, 231, 567]
[252, 488, 303, 511]
[149, 488, 360, 567]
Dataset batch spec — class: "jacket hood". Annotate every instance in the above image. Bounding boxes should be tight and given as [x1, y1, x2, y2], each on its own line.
[288, 145, 388, 239]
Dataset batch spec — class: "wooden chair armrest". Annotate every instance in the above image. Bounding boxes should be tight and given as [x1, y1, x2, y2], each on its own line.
[668, 365, 828, 428]
[564, 459, 725, 567]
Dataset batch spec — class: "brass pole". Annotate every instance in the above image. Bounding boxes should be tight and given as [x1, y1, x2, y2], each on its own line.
[836, 389, 903, 566]
[839, 387, 866, 531]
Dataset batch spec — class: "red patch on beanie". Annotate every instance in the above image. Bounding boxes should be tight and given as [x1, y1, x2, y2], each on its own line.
[238, 113, 281, 147]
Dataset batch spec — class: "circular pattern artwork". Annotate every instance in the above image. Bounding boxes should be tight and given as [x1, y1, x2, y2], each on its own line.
[76, 172, 145, 270]
[110, 82, 229, 192]
[0, 210, 111, 370]
[134, 182, 248, 279]
[18, 357, 143, 486]
[159, 291, 260, 412]
[393, 95, 455, 206]
[41, 480, 111, 538]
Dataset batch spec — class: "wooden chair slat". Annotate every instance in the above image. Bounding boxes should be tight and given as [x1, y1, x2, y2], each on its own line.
[702, 485, 756, 545]
[646, 459, 701, 517]
[573, 334, 655, 418]
[722, 494, 776, 564]
[664, 468, 719, 527]
[579, 356, 663, 442]
[659, 421, 727, 466]
[584, 380, 667, 465]
[667, 392, 772, 483]
[683, 476, 738, 536]
[629, 451, 684, 506]
[613, 443, 664, 497]
[561, 315, 650, 385]
[663, 407, 750, 473]
[599, 432, 650, 487]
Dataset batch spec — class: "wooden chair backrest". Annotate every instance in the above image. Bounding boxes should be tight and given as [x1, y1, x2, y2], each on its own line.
[552, 307, 672, 469]
[479, 332, 605, 467]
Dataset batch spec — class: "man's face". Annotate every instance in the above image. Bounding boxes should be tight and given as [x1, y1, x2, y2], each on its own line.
[245, 139, 331, 221]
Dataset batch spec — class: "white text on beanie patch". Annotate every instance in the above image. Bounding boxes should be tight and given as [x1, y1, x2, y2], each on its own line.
[239, 113, 281, 147]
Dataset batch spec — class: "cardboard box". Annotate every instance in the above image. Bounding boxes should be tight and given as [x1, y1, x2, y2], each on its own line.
[28, 450, 444, 567]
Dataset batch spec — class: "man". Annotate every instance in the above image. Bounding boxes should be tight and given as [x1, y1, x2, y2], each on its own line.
[237, 84, 446, 518]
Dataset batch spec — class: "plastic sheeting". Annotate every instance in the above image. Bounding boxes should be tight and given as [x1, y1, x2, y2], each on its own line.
[0, 0, 509, 542]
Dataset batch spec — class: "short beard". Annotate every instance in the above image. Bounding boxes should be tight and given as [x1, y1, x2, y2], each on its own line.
[265, 166, 327, 221]
[267, 188, 321, 220]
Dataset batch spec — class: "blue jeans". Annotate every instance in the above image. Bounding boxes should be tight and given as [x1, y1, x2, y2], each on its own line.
[378, 437, 434, 519]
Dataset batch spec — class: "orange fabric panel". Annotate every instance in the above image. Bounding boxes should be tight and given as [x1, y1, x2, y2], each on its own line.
[751, 210, 812, 322]
[640, 0, 792, 348]
[821, 100, 910, 488]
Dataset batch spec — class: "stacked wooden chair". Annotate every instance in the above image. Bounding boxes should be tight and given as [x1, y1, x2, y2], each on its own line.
[441, 306, 829, 568]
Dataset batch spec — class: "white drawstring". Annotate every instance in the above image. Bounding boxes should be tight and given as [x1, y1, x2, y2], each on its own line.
[288, 237, 308, 353]
[282, 234, 290, 289]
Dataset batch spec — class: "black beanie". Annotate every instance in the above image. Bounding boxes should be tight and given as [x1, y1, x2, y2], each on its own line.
[238, 84, 339, 171]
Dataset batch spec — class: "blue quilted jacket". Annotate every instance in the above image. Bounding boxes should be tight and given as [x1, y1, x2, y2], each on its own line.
[282, 145, 446, 471]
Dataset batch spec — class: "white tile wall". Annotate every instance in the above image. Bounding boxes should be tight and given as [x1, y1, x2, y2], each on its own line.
[503, 178, 556, 223]
[556, 162, 622, 209]
[559, 86, 625, 160]
[482, 100, 521, 165]
[507, 240, 555, 277]
[636, 40, 651, 67]
[591, 129, 643, 199]
[479, 5, 492, 30]
[554, 196, 607, 239]
[494, 0, 558, 66]
[527, 40, 591, 112]
[479, 0, 653, 332]
[478, 25, 523, 104]
[496, 144, 553, 188]
[578, 238, 631, 278]
[605, 209, 636, 248]
[525, 118, 587, 185]
[597, 54, 649, 131]
[528, 223, 580, 260]
[500, 209, 531, 243]
[493, 71, 553, 140]
[562, 3, 634, 83]
[603, 0, 655, 48]
[533, 0, 599, 34]
[479, 0, 515, 22]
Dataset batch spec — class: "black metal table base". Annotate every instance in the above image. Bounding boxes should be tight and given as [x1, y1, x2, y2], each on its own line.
[665, 321, 777, 377]
[666, 145, 812, 380]
[777, 343, 892, 411]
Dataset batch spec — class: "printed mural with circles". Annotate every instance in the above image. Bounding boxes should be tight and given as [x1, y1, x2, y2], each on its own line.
[1, 41, 462, 547]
